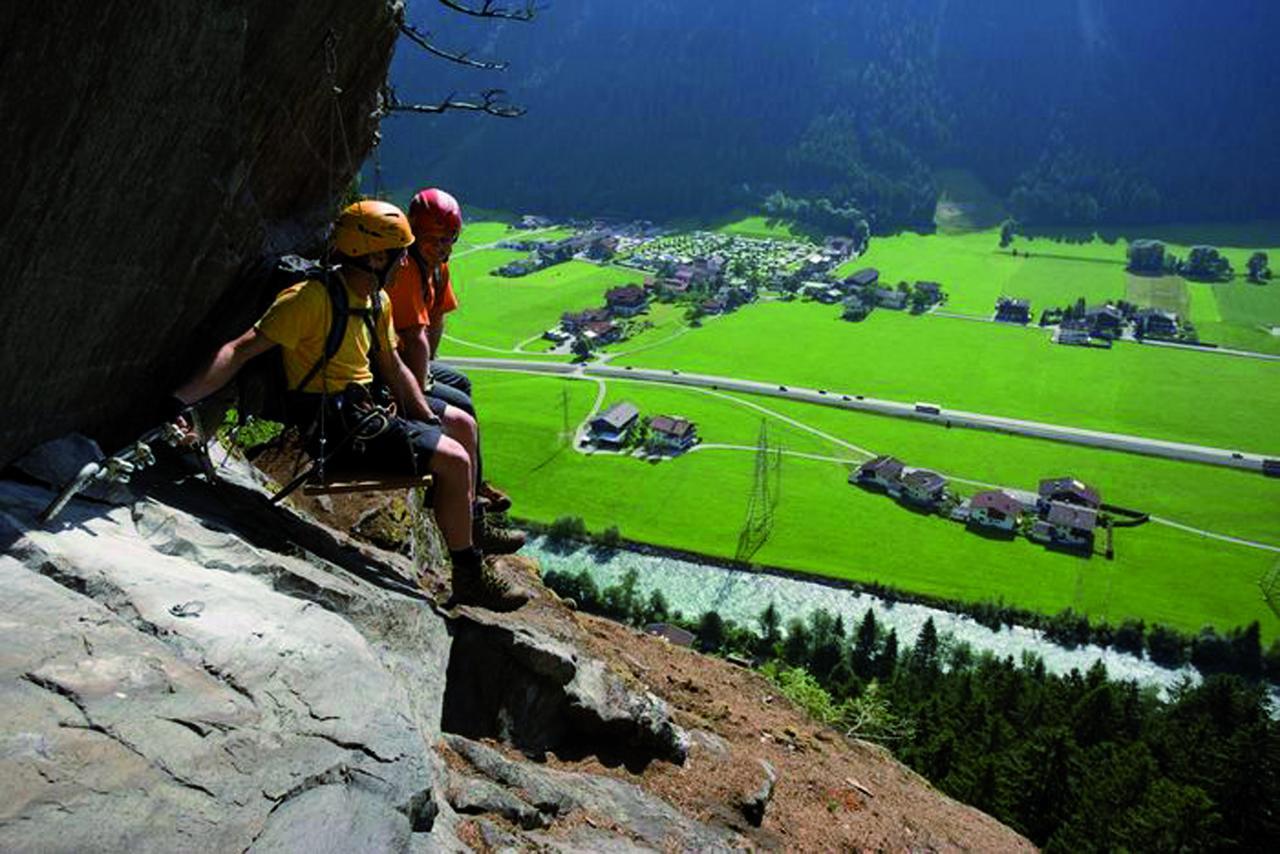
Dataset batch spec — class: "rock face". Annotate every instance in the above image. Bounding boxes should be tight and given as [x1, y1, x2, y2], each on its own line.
[0, 440, 715, 850]
[0, 0, 401, 467]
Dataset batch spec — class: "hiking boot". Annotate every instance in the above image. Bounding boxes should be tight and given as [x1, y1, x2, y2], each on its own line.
[474, 515, 526, 555]
[477, 481, 513, 514]
[449, 557, 532, 611]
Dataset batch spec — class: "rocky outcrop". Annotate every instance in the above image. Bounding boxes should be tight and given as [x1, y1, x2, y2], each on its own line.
[0, 439, 715, 850]
[0, 1, 401, 467]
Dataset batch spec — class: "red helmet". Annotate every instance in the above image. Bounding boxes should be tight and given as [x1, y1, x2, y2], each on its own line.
[408, 188, 463, 238]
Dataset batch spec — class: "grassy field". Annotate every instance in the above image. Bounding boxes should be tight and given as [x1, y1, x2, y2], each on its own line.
[713, 215, 819, 242]
[829, 222, 1280, 353]
[445, 248, 644, 350]
[470, 369, 1280, 640]
[612, 302, 1280, 455]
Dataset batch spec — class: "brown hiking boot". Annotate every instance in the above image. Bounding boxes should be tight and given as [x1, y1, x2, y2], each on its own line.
[449, 556, 532, 611]
[474, 515, 526, 555]
[477, 481, 513, 514]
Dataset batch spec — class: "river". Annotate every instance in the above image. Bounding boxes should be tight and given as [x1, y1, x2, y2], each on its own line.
[524, 537, 1205, 696]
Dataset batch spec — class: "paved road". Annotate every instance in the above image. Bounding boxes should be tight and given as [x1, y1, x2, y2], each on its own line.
[441, 356, 1278, 473]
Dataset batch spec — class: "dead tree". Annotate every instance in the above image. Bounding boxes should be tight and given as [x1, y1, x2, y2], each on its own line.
[387, 0, 539, 118]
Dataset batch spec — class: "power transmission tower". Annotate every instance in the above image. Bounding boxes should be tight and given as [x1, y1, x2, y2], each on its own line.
[1261, 559, 1280, 620]
[735, 419, 783, 562]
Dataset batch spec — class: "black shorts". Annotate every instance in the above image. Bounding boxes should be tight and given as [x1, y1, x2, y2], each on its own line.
[295, 390, 447, 475]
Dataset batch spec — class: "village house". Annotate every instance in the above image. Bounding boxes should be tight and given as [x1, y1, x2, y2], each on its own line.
[700, 295, 729, 315]
[1085, 304, 1125, 338]
[585, 235, 620, 260]
[1133, 307, 1178, 338]
[1038, 477, 1101, 510]
[605, 284, 648, 317]
[968, 490, 1023, 531]
[581, 320, 622, 346]
[995, 297, 1032, 324]
[875, 287, 908, 310]
[589, 402, 640, 448]
[560, 307, 612, 333]
[842, 293, 872, 321]
[900, 469, 948, 506]
[542, 329, 571, 344]
[1057, 327, 1092, 346]
[844, 267, 880, 291]
[648, 415, 698, 453]
[825, 236, 857, 259]
[853, 455, 905, 490]
[815, 287, 844, 305]
[1034, 502, 1098, 549]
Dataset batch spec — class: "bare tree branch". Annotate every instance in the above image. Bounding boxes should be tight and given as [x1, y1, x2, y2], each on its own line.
[383, 86, 525, 118]
[435, 0, 539, 21]
[399, 22, 509, 70]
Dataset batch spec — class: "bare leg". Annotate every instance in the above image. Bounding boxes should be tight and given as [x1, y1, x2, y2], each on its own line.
[441, 405, 479, 496]
[428, 435, 473, 550]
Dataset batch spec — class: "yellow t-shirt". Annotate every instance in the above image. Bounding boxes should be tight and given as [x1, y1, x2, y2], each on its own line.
[255, 277, 398, 394]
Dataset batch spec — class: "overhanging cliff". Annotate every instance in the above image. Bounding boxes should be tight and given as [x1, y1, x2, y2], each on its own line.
[0, 1, 401, 467]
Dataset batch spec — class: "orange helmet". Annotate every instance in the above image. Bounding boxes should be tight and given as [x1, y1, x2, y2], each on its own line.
[333, 200, 414, 257]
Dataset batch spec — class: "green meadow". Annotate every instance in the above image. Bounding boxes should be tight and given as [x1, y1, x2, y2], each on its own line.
[612, 302, 1280, 455]
[827, 220, 1280, 353]
[470, 369, 1280, 640]
[445, 249, 644, 349]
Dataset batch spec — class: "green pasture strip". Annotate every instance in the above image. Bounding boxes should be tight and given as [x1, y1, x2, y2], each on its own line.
[457, 220, 514, 249]
[714, 215, 819, 242]
[1126, 274, 1191, 317]
[446, 253, 644, 349]
[611, 301, 1280, 455]
[470, 370, 1278, 639]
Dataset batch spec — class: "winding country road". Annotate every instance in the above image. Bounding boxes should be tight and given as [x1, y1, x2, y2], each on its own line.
[441, 356, 1277, 473]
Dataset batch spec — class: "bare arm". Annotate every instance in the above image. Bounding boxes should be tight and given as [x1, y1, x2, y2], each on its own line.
[376, 350, 440, 424]
[174, 328, 277, 404]
[427, 316, 445, 360]
[399, 323, 432, 390]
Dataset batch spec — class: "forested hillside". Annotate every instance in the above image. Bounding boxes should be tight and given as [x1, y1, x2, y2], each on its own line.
[382, 0, 1280, 229]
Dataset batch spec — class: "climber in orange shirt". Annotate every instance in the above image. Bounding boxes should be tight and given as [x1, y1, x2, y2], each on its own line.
[386, 188, 520, 543]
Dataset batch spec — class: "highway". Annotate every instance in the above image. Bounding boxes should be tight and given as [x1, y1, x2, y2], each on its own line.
[440, 356, 1277, 473]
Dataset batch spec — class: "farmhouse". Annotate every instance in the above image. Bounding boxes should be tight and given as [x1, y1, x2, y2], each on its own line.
[842, 293, 872, 321]
[875, 287, 907, 310]
[542, 329, 571, 344]
[815, 287, 844, 305]
[1134, 307, 1178, 338]
[844, 268, 880, 290]
[605, 284, 648, 317]
[969, 490, 1023, 531]
[581, 320, 621, 345]
[649, 415, 698, 453]
[1057, 327, 1092, 346]
[1038, 477, 1101, 510]
[900, 469, 947, 506]
[1034, 502, 1098, 548]
[995, 297, 1031, 324]
[1085, 304, 1125, 337]
[561, 307, 612, 332]
[853, 455, 904, 489]
[517, 214, 553, 230]
[589, 402, 640, 447]
[825, 236, 857, 258]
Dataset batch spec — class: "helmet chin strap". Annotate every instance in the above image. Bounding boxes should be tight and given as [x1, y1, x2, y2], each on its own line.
[347, 249, 405, 290]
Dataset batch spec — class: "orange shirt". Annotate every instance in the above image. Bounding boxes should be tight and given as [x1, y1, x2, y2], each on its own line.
[386, 250, 459, 333]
